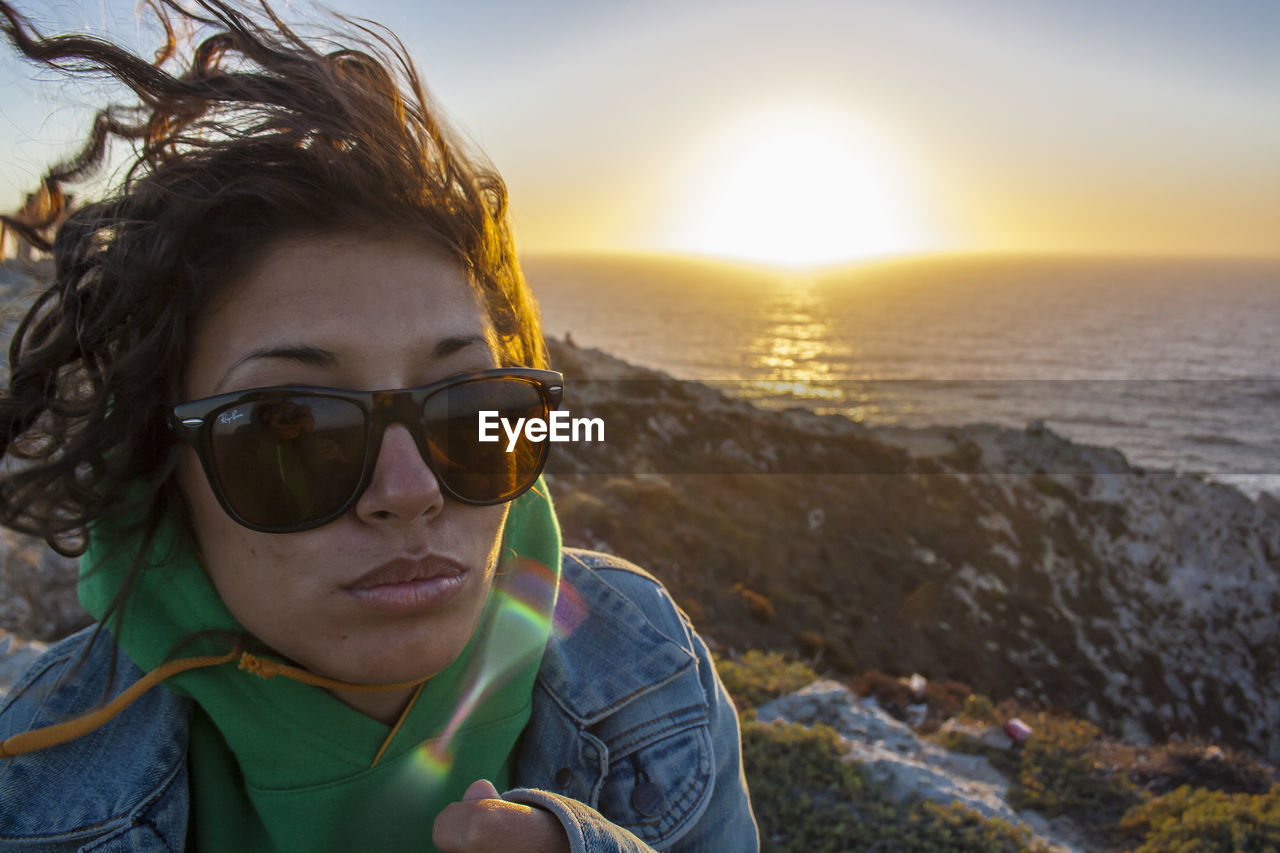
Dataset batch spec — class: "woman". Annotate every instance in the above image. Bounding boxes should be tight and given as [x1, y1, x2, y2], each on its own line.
[0, 1, 757, 850]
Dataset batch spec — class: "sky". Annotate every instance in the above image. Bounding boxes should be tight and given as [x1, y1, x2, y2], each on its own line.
[1, 0, 1277, 267]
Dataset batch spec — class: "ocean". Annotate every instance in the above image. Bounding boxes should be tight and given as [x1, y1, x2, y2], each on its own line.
[524, 253, 1280, 497]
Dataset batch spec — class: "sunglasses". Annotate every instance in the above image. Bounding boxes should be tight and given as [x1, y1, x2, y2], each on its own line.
[172, 368, 564, 533]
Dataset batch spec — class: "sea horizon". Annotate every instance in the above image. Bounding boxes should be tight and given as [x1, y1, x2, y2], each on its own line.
[525, 251, 1280, 497]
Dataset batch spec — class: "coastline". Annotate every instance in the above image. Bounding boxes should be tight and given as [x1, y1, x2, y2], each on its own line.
[2, 333, 1278, 766]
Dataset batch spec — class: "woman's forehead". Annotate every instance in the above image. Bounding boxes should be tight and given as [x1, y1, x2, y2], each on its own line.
[185, 233, 496, 394]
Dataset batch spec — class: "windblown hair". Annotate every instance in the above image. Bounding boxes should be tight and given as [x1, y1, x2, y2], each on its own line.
[0, 0, 547, 557]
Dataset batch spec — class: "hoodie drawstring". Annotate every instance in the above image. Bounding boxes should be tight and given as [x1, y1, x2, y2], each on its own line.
[0, 646, 429, 765]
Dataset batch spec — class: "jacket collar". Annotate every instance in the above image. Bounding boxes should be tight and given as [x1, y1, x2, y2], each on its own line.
[537, 553, 695, 725]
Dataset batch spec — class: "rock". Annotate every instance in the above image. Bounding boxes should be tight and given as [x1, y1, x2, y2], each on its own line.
[758, 681, 921, 755]
[807, 507, 824, 532]
[938, 717, 1013, 750]
[0, 630, 47, 698]
[0, 528, 90, 641]
[760, 681, 1088, 853]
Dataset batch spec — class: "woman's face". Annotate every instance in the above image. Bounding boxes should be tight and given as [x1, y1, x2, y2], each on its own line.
[179, 232, 509, 710]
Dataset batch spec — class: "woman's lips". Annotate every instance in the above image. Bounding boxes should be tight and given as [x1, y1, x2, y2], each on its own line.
[343, 556, 468, 613]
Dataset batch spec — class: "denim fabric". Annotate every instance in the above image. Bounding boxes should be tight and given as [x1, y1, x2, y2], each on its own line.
[509, 551, 758, 852]
[0, 629, 191, 851]
[0, 550, 758, 852]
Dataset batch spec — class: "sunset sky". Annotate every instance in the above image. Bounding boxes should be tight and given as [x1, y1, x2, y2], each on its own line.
[1, 0, 1276, 267]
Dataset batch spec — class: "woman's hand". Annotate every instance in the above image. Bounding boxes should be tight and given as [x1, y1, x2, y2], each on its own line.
[433, 779, 572, 853]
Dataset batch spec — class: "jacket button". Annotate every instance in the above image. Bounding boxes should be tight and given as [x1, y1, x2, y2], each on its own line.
[630, 781, 667, 817]
[554, 767, 574, 789]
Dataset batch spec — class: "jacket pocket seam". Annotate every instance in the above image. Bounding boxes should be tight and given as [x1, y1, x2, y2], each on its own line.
[536, 659, 694, 726]
[604, 704, 709, 760]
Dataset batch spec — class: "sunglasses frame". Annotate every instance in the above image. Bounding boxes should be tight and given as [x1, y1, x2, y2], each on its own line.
[171, 367, 564, 533]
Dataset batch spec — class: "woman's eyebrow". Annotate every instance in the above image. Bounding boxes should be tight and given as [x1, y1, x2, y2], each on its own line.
[212, 336, 488, 393]
[213, 344, 338, 393]
[432, 334, 487, 358]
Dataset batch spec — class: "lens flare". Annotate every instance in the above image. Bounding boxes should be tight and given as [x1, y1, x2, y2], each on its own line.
[406, 555, 579, 781]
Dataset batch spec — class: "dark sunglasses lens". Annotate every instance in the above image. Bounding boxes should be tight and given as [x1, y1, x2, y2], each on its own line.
[423, 378, 549, 503]
[208, 395, 367, 529]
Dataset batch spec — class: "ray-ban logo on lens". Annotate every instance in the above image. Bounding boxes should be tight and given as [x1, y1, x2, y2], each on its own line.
[478, 411, 604, 452]
[219, 409, 245, 425]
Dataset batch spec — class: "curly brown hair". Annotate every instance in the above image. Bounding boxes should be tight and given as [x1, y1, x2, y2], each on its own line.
[0, 0, 547, 561]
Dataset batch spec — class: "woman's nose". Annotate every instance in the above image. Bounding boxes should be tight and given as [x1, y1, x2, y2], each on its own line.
[354, 424, 444, 526]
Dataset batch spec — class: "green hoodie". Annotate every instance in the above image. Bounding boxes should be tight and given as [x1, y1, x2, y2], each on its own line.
[78, 482, 561, 852]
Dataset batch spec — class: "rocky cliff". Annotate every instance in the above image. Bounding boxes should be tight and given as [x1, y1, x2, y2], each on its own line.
[541, 338, 1280, 763]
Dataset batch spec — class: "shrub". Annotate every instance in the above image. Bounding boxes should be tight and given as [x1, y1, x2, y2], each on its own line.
[1147, 741, 1278, 796]
[850, 669, 914, 708]
[848, 670, 974, 730]
[1094, 738, 1279, 797]
[1006, 713, 1137, 821]
[961, 694, 1001, 726]
[732, 583, 777, 624]
[798, 630, 826, 656]
[743, 719, 1046, 852]
[742, 718, 869, 852]
[1119, 784, 1280, 852]
[925, 678, 976, 724]
[715, 650, 819, 709]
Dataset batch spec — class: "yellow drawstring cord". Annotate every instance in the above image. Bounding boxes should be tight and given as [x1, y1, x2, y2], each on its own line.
[370, 681, 427, 769]
[0, 647, 428, 768]
[233, 651, 427, 693]
[0, 648, 240, 759]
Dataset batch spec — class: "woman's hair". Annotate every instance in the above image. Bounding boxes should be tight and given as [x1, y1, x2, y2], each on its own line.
[0, 0, 547, 558]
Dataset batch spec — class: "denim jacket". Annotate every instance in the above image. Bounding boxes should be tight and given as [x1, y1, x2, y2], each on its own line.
[0, 549, 758, 852]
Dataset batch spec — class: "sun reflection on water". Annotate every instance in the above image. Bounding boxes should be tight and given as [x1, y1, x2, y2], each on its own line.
[743, 276, 862, 410]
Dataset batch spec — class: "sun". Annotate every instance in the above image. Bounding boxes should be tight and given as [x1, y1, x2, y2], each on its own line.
[668, 106, 931, 268]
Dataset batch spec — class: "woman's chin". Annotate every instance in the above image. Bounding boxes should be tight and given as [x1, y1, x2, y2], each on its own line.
[312, 636, 471, 723]
[306, 619, 478, 689]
